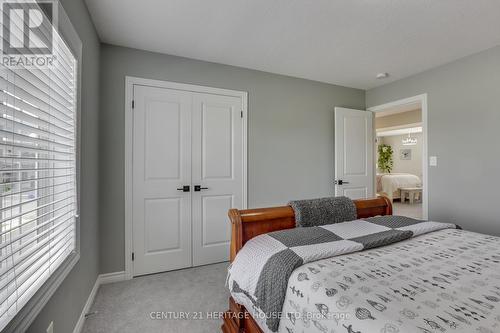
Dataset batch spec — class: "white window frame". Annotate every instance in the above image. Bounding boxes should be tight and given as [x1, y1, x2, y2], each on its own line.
[1, 2, 82, 332]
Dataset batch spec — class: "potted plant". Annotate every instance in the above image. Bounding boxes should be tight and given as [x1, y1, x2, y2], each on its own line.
[378, 144, 393, 173]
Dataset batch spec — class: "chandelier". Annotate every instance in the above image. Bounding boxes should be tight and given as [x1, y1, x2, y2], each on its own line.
[402, 130, 417, 146]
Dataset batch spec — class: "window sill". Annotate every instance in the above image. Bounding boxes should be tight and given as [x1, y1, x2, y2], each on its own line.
[3, 252, 80, 333]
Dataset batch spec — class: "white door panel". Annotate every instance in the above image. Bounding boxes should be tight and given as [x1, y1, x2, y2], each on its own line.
[342, 187, 368, 199]
[202, 195, 233, 246]
[144, 198, 181, 253]
[334, 107, 374, 199]
[192, 93, 243, 266]
[131, 83, 245, 275]
[132, 85, 192, 276]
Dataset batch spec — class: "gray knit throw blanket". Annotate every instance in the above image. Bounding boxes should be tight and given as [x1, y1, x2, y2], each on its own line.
[288, 196, 357, 227]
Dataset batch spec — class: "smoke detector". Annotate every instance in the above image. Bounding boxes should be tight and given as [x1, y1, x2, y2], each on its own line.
[376, 72, 389, 79]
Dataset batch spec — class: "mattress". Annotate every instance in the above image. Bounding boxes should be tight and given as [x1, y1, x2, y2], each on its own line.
[229, 221, 500, 333]
[278, 228, 500, 333]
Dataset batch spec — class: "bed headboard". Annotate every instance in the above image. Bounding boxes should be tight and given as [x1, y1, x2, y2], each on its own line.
[228, 196, 392, 261]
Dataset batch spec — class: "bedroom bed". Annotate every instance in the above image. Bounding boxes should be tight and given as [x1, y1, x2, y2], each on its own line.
[221, 197, 500, 333]
[377, 173, 422, 202]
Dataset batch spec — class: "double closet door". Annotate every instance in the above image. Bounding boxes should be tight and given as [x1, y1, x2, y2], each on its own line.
[132, 84, 245, 276]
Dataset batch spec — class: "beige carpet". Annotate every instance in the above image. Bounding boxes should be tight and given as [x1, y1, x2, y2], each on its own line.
[81, 203, 422, 333]
[82, 262, 230, 333]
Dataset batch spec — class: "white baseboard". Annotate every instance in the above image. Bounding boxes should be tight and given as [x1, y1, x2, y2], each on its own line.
[72, 277, 99, 333]
[98, 271, 127, 285]
[73, 271, 129, 333]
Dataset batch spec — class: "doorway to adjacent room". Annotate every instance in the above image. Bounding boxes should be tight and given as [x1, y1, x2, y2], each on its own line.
[369, 95, 428, 220]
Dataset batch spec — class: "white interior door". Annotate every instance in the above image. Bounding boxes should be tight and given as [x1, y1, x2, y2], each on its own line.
[191, 93, 243, 266]
[334, 107, 374, 199]
[132, 85, 192, 276]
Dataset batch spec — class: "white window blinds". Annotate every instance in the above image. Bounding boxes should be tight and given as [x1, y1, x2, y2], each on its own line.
[0, 8, 77, 330]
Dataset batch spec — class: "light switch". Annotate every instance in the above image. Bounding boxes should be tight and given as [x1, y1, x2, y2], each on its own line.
[429, 156, 438, 166]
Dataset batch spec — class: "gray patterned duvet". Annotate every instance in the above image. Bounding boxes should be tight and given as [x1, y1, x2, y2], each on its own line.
[228, 218, 500, 333]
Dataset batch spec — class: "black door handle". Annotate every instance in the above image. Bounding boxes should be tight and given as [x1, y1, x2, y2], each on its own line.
[194, 185, 208, 192]
[334, 180, 349, 185]
[177, 185, 190, 192]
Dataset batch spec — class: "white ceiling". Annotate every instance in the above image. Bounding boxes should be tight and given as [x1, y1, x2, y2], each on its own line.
[84, 0, 500, 89]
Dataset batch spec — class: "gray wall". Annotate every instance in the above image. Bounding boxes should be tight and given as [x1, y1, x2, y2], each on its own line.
[16, 6, 500, 330]
[99, 44, 365, 273]
[367, 46, 500, 236]
[26, 0, 101, 332]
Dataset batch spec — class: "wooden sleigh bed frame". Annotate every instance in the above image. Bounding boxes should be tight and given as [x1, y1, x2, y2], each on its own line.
[221, 196, 392, 333]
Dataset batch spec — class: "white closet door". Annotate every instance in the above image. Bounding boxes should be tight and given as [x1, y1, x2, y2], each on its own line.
[132, 85, 192, 276]
[191, 93, 243, 266]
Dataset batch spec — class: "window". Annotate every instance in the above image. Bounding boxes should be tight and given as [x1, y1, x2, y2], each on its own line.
[0, 5, 78, 330]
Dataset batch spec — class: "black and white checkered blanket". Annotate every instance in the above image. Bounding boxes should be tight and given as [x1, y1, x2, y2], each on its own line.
[227, 216, 457, 332]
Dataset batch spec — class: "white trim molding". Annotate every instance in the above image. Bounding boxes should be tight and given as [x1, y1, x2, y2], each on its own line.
[98, 271, 127, 285]
[72, 275, 99, 333]
[124, 76, 248, 279]
[368, 94, 429, 220]
[72, 271, 127, 333]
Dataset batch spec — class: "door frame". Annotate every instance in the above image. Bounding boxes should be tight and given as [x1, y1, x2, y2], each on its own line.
[124, 76, 248, 279]
[367, 93, 428, 220]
